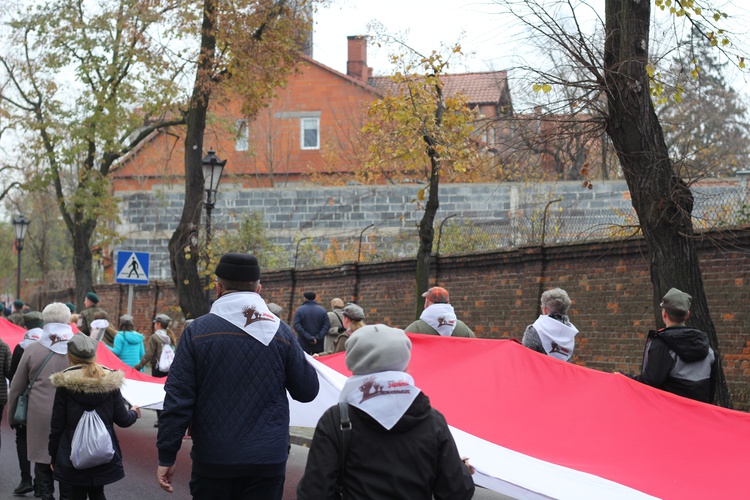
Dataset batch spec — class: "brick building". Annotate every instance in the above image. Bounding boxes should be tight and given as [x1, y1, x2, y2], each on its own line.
[110, 36, 512, 190]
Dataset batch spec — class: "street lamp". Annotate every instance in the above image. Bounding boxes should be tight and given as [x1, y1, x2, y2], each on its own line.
[202, 149, 227, 248]
[202, 150, 226, 302]
[12, 214, 31, 300]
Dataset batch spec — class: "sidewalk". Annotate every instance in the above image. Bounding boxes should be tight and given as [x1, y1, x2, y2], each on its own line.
[290, 426, 314, 446]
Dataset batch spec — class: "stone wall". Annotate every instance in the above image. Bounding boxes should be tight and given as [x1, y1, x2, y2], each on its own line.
[51, 227, 750, 411]
[114, 179, 745, 279]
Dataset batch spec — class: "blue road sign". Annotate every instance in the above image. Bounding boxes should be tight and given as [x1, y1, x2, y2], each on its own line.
[116, 251, 150, 285]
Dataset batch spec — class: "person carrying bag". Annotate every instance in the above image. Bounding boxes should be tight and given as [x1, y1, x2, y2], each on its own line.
[49, 334, 140, 499]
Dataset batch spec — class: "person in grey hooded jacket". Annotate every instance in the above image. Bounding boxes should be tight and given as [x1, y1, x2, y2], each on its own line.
[522, 288, 579, 362]
[631, 287, 717, 404]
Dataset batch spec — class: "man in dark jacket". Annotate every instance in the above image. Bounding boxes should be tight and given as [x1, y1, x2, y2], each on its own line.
[632, 288, 717, 404]
[156, 253, 319, 499]
[78, 292, 104, 336]
[297, 324, 474, 499]
[293, 291, 330, 354]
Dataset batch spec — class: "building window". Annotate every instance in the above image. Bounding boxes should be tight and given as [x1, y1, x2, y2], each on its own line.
[235, 119, 248, 151]
[300, 117, 320, 150]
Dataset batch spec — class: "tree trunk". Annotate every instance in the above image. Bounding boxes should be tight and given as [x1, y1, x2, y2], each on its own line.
[414, 155, 440, 318]
[71, 219, 96, 310]
[168, 0, 218, 319]
[604, 0, 730, 406]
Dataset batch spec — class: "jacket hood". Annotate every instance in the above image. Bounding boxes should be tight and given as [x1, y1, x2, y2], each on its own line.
[657, 326, 710, 362]
[50, 365, 125, 395]
[120, 330, 144, 344]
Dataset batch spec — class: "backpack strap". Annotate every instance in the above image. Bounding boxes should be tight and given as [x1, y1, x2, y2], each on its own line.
[336, 401, 352, 497]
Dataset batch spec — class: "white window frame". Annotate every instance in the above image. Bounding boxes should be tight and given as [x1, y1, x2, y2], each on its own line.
[300, 117, 320, 150]
[235, 119, 249, 151]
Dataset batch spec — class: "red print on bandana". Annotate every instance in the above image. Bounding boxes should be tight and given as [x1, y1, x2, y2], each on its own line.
[359, 376, 411, 403]
[242, 306, 275, 327]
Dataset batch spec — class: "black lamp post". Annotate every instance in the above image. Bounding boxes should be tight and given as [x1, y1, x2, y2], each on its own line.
[12, 214, 31, 300]
[202, 150, 226, 301]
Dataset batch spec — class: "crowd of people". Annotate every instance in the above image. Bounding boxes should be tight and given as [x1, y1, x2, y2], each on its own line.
[0, 250, 719, 499]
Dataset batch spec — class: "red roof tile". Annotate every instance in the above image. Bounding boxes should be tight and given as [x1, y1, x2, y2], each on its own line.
[368, 70, 508, 105]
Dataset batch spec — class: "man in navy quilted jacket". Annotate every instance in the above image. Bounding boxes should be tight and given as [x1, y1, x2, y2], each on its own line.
[156, 253, 320, 499]
[293, 291, 330, 355]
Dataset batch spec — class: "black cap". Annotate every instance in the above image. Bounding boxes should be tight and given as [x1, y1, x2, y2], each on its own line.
[215, 253, 261, 282]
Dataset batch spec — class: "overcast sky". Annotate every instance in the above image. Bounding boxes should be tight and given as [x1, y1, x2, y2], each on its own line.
[311, 0, 516, 76]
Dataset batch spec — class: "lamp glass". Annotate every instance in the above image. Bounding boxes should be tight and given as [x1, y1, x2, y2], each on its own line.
[202, 150, 226, 193]
[12, 214, 30, 242]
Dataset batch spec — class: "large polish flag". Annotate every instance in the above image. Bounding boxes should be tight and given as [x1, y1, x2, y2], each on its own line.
[1, 318, 166, 409]
[290, 334, 750, 500]
[5, 318, 749, 498]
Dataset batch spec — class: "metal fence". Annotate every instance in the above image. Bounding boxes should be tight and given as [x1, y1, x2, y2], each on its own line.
[288, 183, 749, 269]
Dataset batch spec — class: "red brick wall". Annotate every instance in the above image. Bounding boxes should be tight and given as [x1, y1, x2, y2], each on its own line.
[48, 229, 750, 410]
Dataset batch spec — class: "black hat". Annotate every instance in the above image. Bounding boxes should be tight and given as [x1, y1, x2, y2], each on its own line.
[86, 292, 100, 304]
[303, 291, 316, 300]
[65, 302, 76, 313]
[215, 253, 261, 282]
[13, 299, 24, 309]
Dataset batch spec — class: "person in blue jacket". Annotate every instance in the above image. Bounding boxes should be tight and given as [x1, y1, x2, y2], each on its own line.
[108, 315, 145, 370]
[293, 291, 330, 355]
[155, 253, 319, 499]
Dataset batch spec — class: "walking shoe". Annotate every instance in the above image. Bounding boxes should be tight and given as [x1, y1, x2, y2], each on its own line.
[13, 480, 34, 495]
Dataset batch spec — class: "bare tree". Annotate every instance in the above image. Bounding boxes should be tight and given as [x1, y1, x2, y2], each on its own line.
[493, 0, 743, 406]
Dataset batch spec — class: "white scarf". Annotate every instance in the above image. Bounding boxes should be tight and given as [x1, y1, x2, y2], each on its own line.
[532, 315, 579, 361]
[19, 327, 43, 349]
[419, 303, 457, 336]
[339, 371, 421, 430]
[209, 292, 280, 346]
[38, 323, 74, 354]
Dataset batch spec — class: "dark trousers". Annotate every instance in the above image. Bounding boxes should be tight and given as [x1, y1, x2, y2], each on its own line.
[189, 472, 285, 500]
[35, 463, 72, 500]
[70, 484, 106, 500]
[15, 424, 32, 482]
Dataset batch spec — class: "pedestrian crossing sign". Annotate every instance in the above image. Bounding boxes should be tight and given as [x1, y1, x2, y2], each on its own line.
[115, 251, 150, 284]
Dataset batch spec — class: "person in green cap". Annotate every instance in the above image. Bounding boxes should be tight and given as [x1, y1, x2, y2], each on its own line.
[630, 287, 718, 404]
[78, 292, 104, 336]
[8, 299, 25, 326]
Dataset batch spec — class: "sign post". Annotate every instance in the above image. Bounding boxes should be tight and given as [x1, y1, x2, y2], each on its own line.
[115, 251, 150, 315]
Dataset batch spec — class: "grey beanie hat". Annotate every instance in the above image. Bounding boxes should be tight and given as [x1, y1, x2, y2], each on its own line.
[342, 303, 365, 321]
[345, 324, 411, 375]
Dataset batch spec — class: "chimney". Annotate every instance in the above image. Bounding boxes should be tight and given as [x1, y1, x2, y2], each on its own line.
[347, 35, 370, 82]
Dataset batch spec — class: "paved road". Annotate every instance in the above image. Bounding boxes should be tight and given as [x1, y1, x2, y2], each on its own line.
[1, 409, 511, 499]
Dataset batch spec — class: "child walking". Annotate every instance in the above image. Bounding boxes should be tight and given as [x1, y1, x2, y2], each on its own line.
[49, 334, 140, 500]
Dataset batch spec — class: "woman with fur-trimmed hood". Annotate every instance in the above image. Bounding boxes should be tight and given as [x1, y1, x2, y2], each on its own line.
[49, 334, 140, 499]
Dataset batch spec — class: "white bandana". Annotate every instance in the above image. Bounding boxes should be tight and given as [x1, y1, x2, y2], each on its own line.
[38, 323, 74, 354]
[90, 319, 109, 330]
[532, 315, 579, 361]
[419, 303, 458, 336]
[209, 292, 280, 346]
[339, 371, 421, 430]
[19, 327, 43, 349]
[89, 319, 109, 339]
